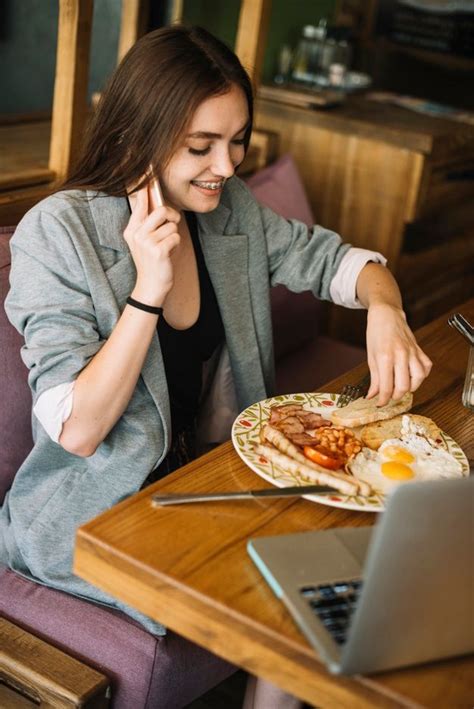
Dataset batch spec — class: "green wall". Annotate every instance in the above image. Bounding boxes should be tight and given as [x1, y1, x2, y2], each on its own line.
[0, 0, 121, 114]
[183, 0, 337, 82]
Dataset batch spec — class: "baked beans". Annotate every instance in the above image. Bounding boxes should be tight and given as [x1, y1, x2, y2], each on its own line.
[312, 426, 361, 462]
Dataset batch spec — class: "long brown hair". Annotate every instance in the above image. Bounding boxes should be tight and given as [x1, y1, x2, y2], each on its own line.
[63, 25, 253, 195]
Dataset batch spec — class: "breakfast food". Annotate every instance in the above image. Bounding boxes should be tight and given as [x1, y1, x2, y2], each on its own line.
[256, 442, 361, 496]
[310, 426, 362, 463]
[330, 392, 413, 428]
[255, 404, 372, 496]
[267, 404, 330, 446]
[348, 415, 464, 494]
[263, 404, 361, 465]
[247, 398, 467, 505]
[361, 414, 443, 451]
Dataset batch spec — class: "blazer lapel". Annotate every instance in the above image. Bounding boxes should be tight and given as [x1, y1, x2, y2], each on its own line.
[87, 192, 135, 312]
[198, 208, 267, 409]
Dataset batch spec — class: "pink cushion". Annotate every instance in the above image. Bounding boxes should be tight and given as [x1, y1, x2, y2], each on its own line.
[275, 335, 366, 395]
[0, 566, 235, 708]
[245, 153, 315, 227]
[0, 227, 33, 503]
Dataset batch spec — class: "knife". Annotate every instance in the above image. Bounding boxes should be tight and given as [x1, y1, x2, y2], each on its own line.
[151, 484, 334, 506]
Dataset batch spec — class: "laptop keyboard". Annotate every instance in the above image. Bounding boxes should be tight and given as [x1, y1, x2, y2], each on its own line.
[300, 579, 363, 645]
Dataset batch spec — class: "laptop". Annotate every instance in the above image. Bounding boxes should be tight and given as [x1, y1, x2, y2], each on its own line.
[247, 477, 474, 675]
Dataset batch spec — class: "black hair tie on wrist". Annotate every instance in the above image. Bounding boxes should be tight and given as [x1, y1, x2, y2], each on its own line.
[126, 296, 163, 315]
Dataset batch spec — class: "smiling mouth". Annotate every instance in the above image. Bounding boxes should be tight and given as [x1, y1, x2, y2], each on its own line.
[191, 179, 225, 191]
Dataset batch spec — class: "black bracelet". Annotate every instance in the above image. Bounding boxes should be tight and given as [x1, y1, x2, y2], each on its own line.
[126, 296, 163, 315]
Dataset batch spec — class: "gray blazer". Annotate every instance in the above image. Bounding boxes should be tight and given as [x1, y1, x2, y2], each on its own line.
[1, 176, 350, 634]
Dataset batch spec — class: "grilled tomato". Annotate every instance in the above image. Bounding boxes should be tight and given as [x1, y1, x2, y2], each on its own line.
[303, 445, 342, 470]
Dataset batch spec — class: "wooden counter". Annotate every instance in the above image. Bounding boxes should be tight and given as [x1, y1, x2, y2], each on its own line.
[255, 89, 474, 342]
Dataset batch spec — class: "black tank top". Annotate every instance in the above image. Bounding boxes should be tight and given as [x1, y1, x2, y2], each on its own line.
[158, 211, 224, 437]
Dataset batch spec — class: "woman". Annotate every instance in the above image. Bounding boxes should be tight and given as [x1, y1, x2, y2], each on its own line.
[2, 24, 430, 641]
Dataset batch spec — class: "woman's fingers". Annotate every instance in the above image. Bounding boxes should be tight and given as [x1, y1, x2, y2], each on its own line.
[161, 231, 181, 255]
[375, 354, 395, 406]
[125, 186, 179, 238]
[128, 184, 149, 225]
[125, 207, 180, 249]
[149, 220, 180, 242]
[365, 357, 379, 400]
[365, 304, 433, 406]
[392, 351, 411, 402]
[370, 347, 432, 405]
[409, 349, 433, 392]
[124, 187, 148, 241]
[143, 205, 180, 231]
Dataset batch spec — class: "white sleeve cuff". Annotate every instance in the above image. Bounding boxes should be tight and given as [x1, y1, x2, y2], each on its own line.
[329, 247, 387, 309]
[33, 381, 75, 443]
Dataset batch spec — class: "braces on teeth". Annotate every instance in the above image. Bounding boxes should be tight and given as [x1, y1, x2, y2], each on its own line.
[193, 181, 224, 190]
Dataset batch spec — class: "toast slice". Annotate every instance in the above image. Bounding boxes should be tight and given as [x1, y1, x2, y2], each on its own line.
[331, 391, 413, 428]
[361, 413, 443, 450]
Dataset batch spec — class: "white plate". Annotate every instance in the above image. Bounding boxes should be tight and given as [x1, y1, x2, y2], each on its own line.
[231, 392, 470, 513]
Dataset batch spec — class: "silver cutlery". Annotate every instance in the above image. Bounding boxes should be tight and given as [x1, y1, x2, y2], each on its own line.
[337, 372, 371, 408]
[448, 313, 474, 346]
[151, 484, 334, 506]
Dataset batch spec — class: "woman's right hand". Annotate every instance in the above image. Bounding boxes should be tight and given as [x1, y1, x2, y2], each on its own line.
[124, 183, 181, 306]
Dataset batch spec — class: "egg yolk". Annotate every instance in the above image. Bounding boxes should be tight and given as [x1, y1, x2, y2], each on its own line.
[381, 461, 414, 480]
[382, 445, 415, 464]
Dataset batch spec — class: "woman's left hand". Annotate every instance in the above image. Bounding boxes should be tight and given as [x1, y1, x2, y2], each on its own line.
[365, 303, 432, 406]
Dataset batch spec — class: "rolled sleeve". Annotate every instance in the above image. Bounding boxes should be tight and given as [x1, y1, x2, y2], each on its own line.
[329, 247, 387, 309]
[5, 210, 104, 404]
[33, 381, 75, 442]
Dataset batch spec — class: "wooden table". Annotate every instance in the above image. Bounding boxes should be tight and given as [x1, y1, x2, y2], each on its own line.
[74, 300, 474, 708]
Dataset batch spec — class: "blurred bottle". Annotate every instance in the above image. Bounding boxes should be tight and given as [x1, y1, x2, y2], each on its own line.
[292, 20, 327, 85]
[318, 26, 352, 87]
[274, 44, 293, 85]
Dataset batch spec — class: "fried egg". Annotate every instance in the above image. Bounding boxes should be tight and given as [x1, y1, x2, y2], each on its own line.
[348, 424, 464, 495]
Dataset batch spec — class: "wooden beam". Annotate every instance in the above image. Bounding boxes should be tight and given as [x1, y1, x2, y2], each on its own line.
[48, 0, 94, 182]
[0, 618, 109, 708]
[234, 0, 272, 87]
[170, 0, 183, 24]
[117, 0, 149, 62]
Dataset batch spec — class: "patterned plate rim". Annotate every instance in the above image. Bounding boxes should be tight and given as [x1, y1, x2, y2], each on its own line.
[231, 392, 470, 513]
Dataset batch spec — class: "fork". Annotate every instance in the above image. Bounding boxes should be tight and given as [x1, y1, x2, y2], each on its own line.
[337, 372, 371, 408]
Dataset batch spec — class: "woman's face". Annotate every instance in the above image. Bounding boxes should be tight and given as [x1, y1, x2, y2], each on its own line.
[159, 84, 250, 213]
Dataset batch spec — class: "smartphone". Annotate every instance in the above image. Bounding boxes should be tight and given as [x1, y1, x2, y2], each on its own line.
[149, 165, 165, 209]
